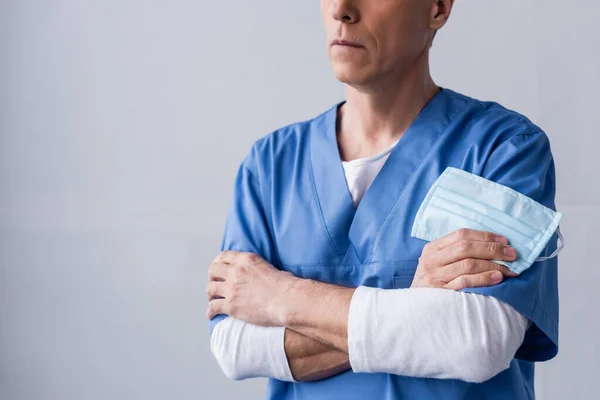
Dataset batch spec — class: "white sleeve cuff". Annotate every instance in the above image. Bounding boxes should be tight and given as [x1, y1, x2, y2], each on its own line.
[347, 285, 379, 373]
[268, 326, 297, 382]
[210, 318, 296, 382]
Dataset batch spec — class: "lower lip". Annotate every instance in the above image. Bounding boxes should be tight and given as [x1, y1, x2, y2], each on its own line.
[332, 44, 364, 50]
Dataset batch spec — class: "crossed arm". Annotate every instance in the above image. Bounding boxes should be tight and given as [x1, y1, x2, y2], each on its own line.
[207, 229, 530, 382]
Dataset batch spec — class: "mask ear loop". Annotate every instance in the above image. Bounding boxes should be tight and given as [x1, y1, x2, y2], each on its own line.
[535, 227, 564, 261]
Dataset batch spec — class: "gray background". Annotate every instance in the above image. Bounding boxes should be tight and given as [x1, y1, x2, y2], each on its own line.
[1, 1, 598, 399]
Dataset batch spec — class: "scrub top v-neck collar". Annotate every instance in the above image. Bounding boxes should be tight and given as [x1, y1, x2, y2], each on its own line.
[309, 88, 462, 264]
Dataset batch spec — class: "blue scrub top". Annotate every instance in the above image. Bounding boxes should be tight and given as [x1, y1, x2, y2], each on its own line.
[210, 88, 559, 400]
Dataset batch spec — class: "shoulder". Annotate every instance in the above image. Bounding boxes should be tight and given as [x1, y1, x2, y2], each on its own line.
[441, 90, 556, 200]
[444, 89, 548, 143]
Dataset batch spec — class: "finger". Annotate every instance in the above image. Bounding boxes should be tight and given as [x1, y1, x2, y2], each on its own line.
[213, 250, 244, 264]
[444, 270, 504, 291]
[206, 299, 227, 320]
[429, 240, 518, 267]
[428, 228, 508, 252]
[208, 262, 229, 281]
[494, 263, 518, 277]
[206, 281, 226, 301]
[213, 250, 237, 264]
[442, 259, 518, 281]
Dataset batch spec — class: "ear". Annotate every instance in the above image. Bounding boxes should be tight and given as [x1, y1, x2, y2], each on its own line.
[429, 0, 454, 31]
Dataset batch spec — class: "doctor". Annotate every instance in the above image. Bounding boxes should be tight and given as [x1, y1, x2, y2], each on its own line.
[207, 1, 559, 399]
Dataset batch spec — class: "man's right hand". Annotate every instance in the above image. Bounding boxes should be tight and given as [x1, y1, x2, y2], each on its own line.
[411, 228, 519, 290]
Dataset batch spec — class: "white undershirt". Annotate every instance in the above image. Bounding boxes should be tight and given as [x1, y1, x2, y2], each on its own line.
[211, 143, 530, 383]
[341, 139, 399, 207]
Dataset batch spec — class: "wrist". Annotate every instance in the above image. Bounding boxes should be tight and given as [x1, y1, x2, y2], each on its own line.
[281, 279, 355, 328]
[279, 276, 311, 327]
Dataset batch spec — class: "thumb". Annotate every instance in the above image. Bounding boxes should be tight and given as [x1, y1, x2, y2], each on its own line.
[445, 271, 504, 291]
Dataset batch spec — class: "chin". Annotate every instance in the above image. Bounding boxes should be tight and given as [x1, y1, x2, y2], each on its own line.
[331, 63, 373, 86]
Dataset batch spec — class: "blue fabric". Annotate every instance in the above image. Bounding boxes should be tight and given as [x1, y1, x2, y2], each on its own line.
[411, 166, 563, 274]
[210, 88, 559, 399]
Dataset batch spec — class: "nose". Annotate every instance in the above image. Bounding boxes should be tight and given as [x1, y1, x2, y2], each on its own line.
[331, 0, 360, 24]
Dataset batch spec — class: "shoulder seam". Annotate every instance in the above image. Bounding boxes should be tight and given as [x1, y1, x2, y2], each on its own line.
[513, 130, 545, 138]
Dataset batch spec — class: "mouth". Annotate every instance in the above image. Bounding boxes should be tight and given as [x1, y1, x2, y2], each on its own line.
[331, 39, 364, 48]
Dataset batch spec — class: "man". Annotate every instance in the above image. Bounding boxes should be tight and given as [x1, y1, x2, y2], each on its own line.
[207, 1, 560, 399]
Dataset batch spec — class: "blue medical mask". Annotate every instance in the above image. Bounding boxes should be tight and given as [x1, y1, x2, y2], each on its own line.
[411, 167, 564, 275]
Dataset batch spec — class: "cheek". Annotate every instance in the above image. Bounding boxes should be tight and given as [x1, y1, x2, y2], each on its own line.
[373, 18, 427, 64]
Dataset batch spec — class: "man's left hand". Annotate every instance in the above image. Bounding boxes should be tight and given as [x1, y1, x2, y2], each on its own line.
[206, 251, 296, 327]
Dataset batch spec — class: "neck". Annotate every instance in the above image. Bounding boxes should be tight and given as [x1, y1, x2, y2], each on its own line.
[339, 54, 439, 149]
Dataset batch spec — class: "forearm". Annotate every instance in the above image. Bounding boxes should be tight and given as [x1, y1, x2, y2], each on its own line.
[280, 278, 529, 383]
[283, 278, 355, 353]
[284, 328, 350, 382]
[211, 317, 349, 382]
[347, 286, 530, 382]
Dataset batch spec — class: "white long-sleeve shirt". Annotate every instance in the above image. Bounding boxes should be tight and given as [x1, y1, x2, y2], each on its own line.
[211, 142, 530, 383]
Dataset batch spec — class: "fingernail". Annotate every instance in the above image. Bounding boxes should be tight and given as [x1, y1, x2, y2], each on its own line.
[491, 272, 503, 284]
[504, 247, 517, 258]
[495, 236, 509, 245]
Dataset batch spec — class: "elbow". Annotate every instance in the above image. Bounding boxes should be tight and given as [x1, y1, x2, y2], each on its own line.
[217, 355, 245, 381]
[458, 344, 513, 384]
[462, 366, 503, 384]
[210, 335, 246, 381]
[222, 365, 246, 382]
